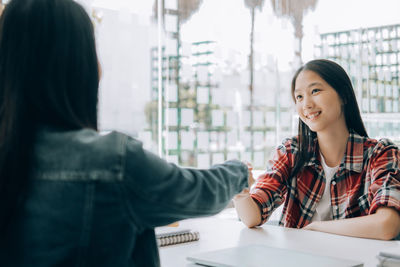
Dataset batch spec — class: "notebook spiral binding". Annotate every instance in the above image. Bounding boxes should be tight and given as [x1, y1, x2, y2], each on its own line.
[157, 231, 200, 247]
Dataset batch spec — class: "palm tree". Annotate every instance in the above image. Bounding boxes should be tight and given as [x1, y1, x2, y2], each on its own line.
[271, 0, 318, 67]
[244, 0, 265, 162]
[153, 0, 203, 25]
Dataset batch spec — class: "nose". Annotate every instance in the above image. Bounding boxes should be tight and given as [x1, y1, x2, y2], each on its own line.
[302, 95, 314, 110]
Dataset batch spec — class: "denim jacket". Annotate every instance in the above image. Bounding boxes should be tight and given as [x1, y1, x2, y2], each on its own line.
[3, 128, 248, 267]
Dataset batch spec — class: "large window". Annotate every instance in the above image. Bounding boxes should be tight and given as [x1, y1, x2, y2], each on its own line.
[80, 0, 400, 169]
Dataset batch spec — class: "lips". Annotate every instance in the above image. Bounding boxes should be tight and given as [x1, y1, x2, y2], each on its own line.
[305, 111, 321, 120]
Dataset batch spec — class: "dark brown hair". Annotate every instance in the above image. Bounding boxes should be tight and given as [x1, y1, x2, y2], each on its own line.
[290, 59, 368, 178]
[0, 0, 99, 233]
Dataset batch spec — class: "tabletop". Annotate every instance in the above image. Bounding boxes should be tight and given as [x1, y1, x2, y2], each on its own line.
[159, 210, 400, 267]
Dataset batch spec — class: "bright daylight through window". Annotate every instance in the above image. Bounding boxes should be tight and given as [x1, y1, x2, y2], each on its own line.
[78, 0, 400, 169]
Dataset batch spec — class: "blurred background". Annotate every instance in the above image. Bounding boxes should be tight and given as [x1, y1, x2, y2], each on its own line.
[13, 0, 400, 170]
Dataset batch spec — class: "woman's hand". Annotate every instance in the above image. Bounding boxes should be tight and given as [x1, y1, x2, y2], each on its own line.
[244, 161, 255, 189]
[234, 162, 255, 201]
[233, 188, 250, 201]
[233, 162, 262, 227]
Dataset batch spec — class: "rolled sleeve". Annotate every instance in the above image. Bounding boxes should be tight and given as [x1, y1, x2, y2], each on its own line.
[250, 139, 293, 224]
[368, 139, 400, 215]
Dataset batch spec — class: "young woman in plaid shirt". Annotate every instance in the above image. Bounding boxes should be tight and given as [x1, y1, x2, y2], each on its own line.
[234, 59, 400, 240]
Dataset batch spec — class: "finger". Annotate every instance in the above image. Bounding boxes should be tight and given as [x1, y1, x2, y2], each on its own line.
[243, 161, 253, 169]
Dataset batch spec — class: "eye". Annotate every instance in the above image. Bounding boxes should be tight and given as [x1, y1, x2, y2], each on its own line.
[295, 95, 302, 101]
[311, 88, 321, 94]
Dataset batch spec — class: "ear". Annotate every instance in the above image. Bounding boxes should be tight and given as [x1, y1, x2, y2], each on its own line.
[341, 96, 347, 105]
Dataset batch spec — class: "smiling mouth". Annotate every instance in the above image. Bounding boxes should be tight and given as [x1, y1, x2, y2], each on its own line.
[306, 111, 321, 120]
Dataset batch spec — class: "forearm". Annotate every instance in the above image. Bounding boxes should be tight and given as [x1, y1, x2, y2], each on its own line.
[304, 207, 400, 240]
[233, 189, 262, 228]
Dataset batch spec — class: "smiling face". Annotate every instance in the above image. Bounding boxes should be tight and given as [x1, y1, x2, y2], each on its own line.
[294, 70, 347, 134]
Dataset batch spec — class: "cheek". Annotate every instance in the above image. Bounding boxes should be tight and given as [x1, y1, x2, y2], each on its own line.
[296, 105, 308, 124]
[325, 98, 343, 118]
[295, 104, 303, 117]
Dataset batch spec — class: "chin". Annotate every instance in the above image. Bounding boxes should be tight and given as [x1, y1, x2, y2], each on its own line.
[305, 124, 321, 133]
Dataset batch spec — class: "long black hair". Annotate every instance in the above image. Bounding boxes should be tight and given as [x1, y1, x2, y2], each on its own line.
[0, 0, 99, 232]
[290, 59, 368, 178]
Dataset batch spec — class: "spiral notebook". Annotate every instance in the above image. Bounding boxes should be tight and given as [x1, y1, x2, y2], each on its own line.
[155, 226, 200, 247]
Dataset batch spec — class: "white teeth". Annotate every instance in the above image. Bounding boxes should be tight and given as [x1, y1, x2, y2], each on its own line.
[307, 111, 321, 119]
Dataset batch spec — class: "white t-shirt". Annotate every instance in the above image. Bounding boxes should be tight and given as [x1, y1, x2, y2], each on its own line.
[311, 153, 340, 222]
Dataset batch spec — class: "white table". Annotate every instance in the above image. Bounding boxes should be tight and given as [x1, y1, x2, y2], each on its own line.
[159, 213, 400, 267]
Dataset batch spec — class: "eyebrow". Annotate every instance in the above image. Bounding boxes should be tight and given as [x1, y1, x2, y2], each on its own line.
[294, 82, 323, 93]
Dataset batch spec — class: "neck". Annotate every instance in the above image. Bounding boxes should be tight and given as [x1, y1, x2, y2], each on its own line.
[317, 124, 349, 167]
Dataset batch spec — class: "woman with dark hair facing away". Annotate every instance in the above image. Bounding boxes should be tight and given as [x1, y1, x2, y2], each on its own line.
[0, 0, 250, 266]
[234, 59, 400, 240]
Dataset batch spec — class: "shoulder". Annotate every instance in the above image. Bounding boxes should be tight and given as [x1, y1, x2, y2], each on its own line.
[360, 136, 399, 162]
[362, 136, 398, 153]
[38, 128, 132, 155]
[33, 128, 141, 181]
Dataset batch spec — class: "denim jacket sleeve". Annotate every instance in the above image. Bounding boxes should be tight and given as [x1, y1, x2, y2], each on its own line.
[120, 136, 248, 228]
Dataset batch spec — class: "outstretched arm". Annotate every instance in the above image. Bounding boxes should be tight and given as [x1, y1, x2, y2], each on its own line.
[303, 207, 400, 240]
[123, 136, 248, 228]
[233, 163, 262, 227]
[234, 139, 293, 228]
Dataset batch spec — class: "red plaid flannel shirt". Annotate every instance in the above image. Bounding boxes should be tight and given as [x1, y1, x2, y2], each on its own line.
[251, 131, 400, 228]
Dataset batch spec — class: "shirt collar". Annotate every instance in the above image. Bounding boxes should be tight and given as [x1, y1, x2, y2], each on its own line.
[304, 130, 364, 173]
